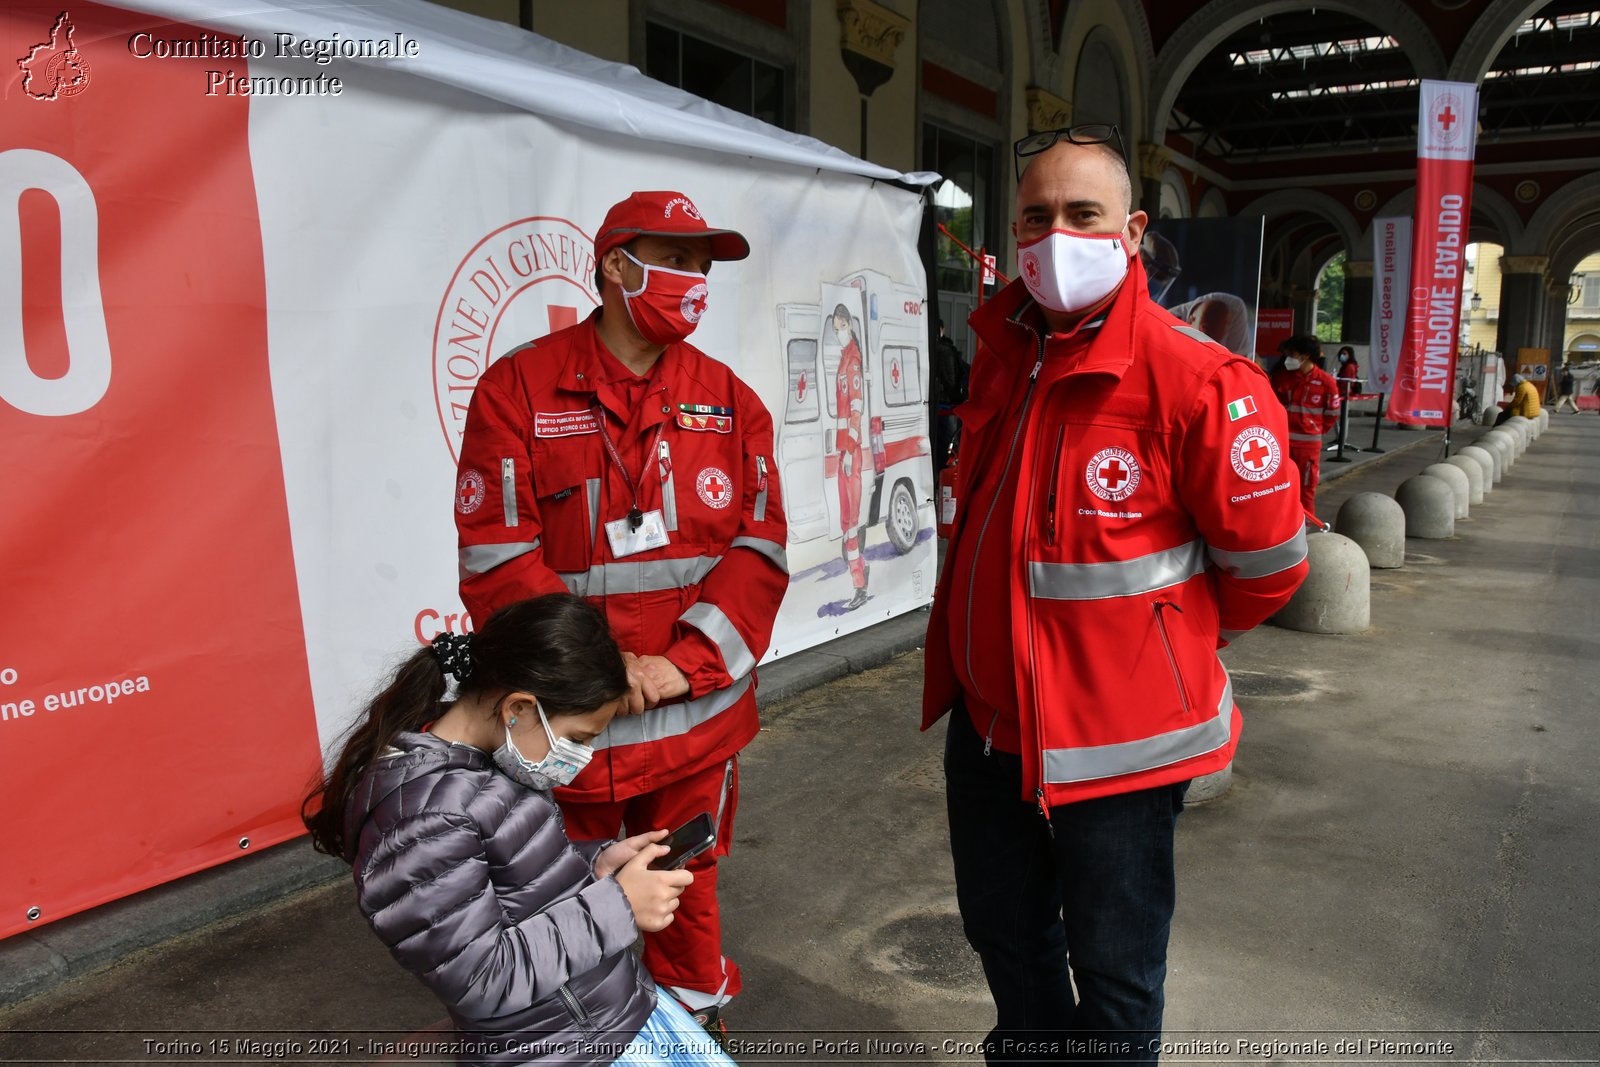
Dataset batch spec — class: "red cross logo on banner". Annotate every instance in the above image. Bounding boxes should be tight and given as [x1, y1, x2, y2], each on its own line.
[1437, 105, 1456, 131]
[891, 360, 901, 387]
[1084, 447, 1141, 503]
[797, 372, 807, 400]
[696, 466, 733, 509]
[1229, 427, 1282, 483]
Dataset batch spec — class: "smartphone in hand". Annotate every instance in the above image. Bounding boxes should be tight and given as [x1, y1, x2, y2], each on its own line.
[652, 811, 716, 870]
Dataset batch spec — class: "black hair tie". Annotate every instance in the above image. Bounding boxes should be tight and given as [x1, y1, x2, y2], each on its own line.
[430, 632, 474, 682]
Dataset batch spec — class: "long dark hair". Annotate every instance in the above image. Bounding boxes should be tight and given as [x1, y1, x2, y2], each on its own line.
[302, 594, 627, 860]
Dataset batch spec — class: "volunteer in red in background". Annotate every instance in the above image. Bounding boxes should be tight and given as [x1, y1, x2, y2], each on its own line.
[453, 190, 788, 1044]
[1271, 334, 1341, 524]
[832, 303, 871, 611]
[925, 125, 1308, 1065]
[1335, 345, 1361, 385]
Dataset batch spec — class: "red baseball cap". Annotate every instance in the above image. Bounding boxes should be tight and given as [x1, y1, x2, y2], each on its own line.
[594, 191, 750, 263]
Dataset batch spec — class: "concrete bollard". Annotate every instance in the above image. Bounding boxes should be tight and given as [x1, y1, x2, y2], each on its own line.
[1443, 454, 1484, 504]
[1483, 430, 1517, 471]
[1422, 463, 1470, 519]
[1504, 417, 1531, 453]
[1480, 408, 1499, 427]
[1395, 475, 1456, 538]
[1477, 432, 1509, 475]
[1458, 446, 1496, 491]
[1187, 763, 1233, 804]
[1335, 492, 1407, 568]
[1538, 410, 1550, 434]
[1273, 532, 1370, 633]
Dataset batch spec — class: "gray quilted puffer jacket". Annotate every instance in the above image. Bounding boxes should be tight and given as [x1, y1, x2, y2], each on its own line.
[346, 731, 655, 1065]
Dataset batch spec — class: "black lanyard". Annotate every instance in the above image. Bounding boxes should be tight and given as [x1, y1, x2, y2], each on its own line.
[592, 402, 665, 530]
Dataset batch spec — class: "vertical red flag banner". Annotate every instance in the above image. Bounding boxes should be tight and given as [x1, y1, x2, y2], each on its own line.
[1389, 80, 1480, 426]
[1, 1, 320, 938]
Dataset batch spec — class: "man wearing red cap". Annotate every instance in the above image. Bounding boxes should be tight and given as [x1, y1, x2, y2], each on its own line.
[454, 191, 788, 1039]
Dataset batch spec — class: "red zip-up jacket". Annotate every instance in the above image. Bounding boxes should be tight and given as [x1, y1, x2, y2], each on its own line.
[924, 263, 1309, 808]
[1271, 365, 1342, 449]
[455, 315, 788, 802]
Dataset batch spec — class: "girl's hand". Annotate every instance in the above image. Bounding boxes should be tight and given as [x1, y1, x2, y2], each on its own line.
[615, 844, 694, 932]
[593, 829, 668, 880]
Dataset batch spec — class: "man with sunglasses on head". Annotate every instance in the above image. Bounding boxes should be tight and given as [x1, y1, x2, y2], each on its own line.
[923, 127, 1308, 1063]
[454, 191, 789, 1045]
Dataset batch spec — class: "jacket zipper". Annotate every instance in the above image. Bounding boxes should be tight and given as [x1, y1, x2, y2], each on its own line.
[1044, 425, 1066, 546]
[1152, 599, 1193, 714]
[983, 709, 1000, 756]
[501, 458, 518, 528]
[557, 984, 594, 1029]
[754, 455, 770, 523]
[963, 334, 1046, 713]
[658, 439, 678, 531]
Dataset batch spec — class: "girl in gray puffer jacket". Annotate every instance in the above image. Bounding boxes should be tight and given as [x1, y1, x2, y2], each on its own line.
[304, 594, 733, 1066]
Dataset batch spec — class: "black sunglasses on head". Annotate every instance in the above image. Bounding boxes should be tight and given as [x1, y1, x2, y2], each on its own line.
[1013, 124, 1126, 179]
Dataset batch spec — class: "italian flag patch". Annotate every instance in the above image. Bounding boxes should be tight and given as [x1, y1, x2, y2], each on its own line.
[1226, 396, 1258, 421]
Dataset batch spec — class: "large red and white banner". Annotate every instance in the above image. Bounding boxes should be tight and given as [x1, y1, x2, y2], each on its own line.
[0, 0, 932, 939]
[1369, 216, 1413, 398]
[1389, 80, 1479, 426]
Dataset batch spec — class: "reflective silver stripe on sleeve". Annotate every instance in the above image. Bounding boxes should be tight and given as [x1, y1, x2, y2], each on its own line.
[590, 674, 753, 751]
[1288, 432, 1324, 442]
[501, 458, 518, 528]
[1170, 324, 1217, 346]
[679, 602, 756, 678]
[459, 539, 541, 579]
[1207, 529, 1309, 580]
[1043, 672, 1233, 784]
[1028, 540, 1205, 602]
[585, 478, 601, 549]
[557, 555, 720, 598]
[1286, 404, 1324, 414]
[730, 535, 789, 575]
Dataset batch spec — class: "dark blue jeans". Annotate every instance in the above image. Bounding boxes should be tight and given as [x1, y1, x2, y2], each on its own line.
[944, 707, 1188, 1064]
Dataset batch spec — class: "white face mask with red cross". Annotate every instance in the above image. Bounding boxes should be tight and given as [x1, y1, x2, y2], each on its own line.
[1017, 225, 1132, 314]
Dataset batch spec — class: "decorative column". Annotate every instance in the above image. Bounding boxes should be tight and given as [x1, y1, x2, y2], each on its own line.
[1288, 284, 1316, 337]
[1025, 87, 1070, 133]
[1541, 276, 1570, 362]
[1136, 141, 1171, 217]
[1343, 259, 1374, 344]
[836, 0, 909, 160]
[1495, 255, 1548, 358]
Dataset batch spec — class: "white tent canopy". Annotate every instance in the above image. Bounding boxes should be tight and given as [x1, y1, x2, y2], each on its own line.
[128, 0, 939, 186]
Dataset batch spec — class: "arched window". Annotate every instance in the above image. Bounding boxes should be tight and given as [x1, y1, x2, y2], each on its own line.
[1073, 28, 1130, 141]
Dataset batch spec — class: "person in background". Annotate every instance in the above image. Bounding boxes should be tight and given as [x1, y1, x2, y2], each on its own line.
[1496, 372, 1542, 424]
[303, 594, 734, 1067]
[1551, 363, 1579, 413]
[931, 317, 967, 472]
[925, 124, 1308, 1065]
[1271, 334, 1341, 524]
[1335, 345, 1361, 385]
[454, 190, 789, 1043]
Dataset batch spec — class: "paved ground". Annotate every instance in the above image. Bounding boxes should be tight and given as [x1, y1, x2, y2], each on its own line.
[2, 413, 1596, 1065]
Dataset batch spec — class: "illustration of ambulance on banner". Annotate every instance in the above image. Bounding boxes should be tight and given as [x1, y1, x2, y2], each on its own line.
[773, 271, 936, 622]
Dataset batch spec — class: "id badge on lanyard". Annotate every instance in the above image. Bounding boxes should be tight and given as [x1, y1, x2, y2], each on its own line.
[595, 409, 671, 559]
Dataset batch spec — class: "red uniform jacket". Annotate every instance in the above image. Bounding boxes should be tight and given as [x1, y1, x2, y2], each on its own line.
[455, 316, 788, 801]
[923, 263, 1309, 808]
[1272, 365, 1342, 450]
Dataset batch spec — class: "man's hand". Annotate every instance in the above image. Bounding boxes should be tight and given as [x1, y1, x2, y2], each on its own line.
[633, 655, 690, 705]
[594, 829, 668, 879]
[618, 652, 649, 716]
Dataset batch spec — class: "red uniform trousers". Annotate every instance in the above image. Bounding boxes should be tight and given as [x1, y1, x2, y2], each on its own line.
[558, 757, 742, 1002]
[839, 452, 866, 588]
[1291, 445, 1321, 515]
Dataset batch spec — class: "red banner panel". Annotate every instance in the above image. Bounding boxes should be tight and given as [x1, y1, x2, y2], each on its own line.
[1, 1, 320, 939]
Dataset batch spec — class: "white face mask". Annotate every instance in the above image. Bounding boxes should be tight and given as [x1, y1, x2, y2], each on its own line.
[491, 701, 594, 790]
[1017, 227, 1131, 314]
[835, 325, 851, 346]
[1283, 356, 1302, 371]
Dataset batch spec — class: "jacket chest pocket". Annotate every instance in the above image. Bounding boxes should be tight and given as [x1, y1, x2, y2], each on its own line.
[532, 443, 601, 571]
